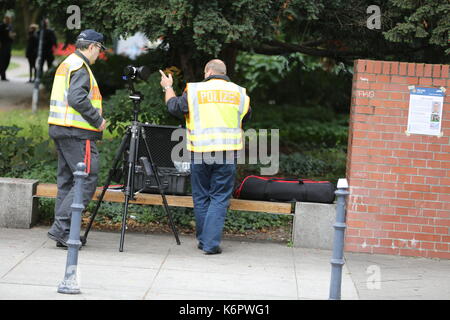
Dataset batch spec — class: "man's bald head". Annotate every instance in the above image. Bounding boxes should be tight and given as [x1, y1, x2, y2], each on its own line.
[204, 59, 227, 77]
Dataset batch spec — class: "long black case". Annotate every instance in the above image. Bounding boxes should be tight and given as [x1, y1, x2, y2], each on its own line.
[234, 176, 335, 203]
[126, 124, 190, 195]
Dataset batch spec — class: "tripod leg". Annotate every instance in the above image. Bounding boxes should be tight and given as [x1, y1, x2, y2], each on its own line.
[81, 130, 130, 245]
[140, 127, 181, 245]
[119, 157, 135, 252]
[118, 123, 139, 252]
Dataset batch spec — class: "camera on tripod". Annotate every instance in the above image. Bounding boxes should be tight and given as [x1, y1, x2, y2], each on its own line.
[123, 65, 150, 81]
[83, 63, 184, 250]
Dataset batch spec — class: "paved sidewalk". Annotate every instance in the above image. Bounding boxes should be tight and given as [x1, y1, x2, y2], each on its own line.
[1, 226, 449, 300]
[0, 56, 49, 111]
[0, 226, 358, 300]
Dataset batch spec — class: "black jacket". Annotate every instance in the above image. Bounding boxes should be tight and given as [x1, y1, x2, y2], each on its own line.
[49, 50, 104, 141]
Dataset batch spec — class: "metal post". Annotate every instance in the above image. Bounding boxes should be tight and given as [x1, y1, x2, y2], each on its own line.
[58, 162, 87, 294]
[329, 178, 350, 300]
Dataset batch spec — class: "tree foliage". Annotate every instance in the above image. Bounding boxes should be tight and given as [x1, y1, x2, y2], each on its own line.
[4, 0, 448, 77]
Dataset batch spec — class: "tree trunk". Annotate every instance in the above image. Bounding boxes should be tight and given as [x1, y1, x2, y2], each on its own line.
[219, 44, 238, 79]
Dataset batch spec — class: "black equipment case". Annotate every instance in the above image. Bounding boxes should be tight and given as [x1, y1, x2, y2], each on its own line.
[234, 175, 335, 203]
[129, 124, 190, 195]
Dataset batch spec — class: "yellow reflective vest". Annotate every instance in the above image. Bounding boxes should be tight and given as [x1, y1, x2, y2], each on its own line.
[185, 79, 250, 152]
[48, 53, 102, 132]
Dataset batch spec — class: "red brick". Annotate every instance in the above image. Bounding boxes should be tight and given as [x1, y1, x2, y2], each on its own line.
[369, 82, 384, 90]
[391, 76, 407, 84]
[415, 233, 441, 242]
[376, 75, 390, 83]
[428, 251, 450, 259]
[433, 65, 441, 78]
[400, 249, 427, 257]
[434, 153, 449, 161]
[375, 91, 390, 99]
[416, 64, 424, 77]
[407, 63, 415, 76]
[419, 168, 447, 177]
[421, 226, 435, 233]
[420, 242, 435, 250]
[435, 243, 449, 251]
[375, 214, 401, 222]
[384, 83, 408, 92]
[390, 62, 399, 74]
[438, 194, 450, 203]
[407, 224, 421, 232]
[366, 61, 375, 73]
[433, 78, 446, 86]
[399, 63, 407, 75]
[423, 209, 437, 217]
[441, 65, 449, 78]
[410, 192, 424, 200]
[410, 176, 425, 184]
[412, 159, 426, 167]
[425, 177, 439, 184]
[374, 61, 382, 74]
[424, 64, 433, 77]
[391, 166, 418, 175]
[407, 77, 419, 85]
[355, 60, 366, 73]
[401, 217, 429, 225]
[419, 78, 433, 86]
[373, 247, 400, 255]
[348, 220, 367, 228]
[382, 62, 391, 74]
[428, 144, 441, 152]
[435, 227, 449, 235]
[434, 219, 450, 227]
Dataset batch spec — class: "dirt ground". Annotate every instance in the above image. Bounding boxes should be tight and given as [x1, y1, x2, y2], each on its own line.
[37, 213, 293, 245]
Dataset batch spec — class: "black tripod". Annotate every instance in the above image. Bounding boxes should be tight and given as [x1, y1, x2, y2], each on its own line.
[81, 79, 181, 252]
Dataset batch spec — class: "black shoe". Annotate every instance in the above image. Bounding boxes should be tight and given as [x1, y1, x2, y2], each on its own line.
[47, 232, 67, 246]
[204, 247, 222, 255]
[56, 241, 68, 250]
[197, 243, 203, 250]
[1, 78, 9, 81]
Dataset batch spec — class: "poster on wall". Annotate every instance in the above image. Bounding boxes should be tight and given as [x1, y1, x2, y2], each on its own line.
[406, 87, 446, 136]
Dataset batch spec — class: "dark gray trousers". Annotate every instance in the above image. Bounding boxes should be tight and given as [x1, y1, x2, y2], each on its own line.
[48, 138, 99, 242]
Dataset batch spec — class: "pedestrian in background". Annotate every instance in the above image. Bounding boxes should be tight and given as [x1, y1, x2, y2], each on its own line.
[26, 23, 39, 82]
[0, 15, 15, 81]
[39, 18, 57, 72]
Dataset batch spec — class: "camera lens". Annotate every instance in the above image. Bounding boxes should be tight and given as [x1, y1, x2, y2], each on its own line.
[123, 65, 150, 81]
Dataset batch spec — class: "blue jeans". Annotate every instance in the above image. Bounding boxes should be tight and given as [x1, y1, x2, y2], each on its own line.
[191, 160, 236, 252]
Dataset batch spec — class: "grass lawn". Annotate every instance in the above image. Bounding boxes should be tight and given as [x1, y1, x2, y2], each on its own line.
[6, 62, 19, 71]
[0, 109, 119, 140]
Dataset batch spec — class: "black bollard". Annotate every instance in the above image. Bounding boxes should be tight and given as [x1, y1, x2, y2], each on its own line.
[57, 162, 87, 294]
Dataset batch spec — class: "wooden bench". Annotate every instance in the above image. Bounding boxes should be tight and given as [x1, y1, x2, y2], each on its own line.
[35, 183, 294, 215]
[0, 179, 336, 250]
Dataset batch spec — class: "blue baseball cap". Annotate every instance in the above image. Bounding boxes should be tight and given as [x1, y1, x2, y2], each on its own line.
[77, 29, 106, 50]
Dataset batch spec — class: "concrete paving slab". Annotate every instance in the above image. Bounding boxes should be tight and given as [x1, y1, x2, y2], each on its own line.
[1, 226, 449, 300]
[344, 251, 450, 300]
[146, 268, 298, 300]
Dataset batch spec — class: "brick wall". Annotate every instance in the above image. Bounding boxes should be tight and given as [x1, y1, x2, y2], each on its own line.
[345, 59, 450, 259]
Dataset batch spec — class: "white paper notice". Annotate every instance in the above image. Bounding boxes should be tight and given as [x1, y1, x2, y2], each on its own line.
[407, 87, 445, 136]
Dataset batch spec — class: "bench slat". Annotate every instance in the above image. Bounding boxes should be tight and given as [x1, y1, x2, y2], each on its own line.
[35, 183, 293, 214]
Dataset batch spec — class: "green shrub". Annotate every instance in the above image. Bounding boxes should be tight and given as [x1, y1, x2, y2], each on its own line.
[278, 149, 347, 184]
[0, 125, 55, 177]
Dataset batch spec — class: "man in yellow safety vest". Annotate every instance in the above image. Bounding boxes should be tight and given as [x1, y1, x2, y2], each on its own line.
[160, 60, 251, 254]
[47, 29, 107, 249]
